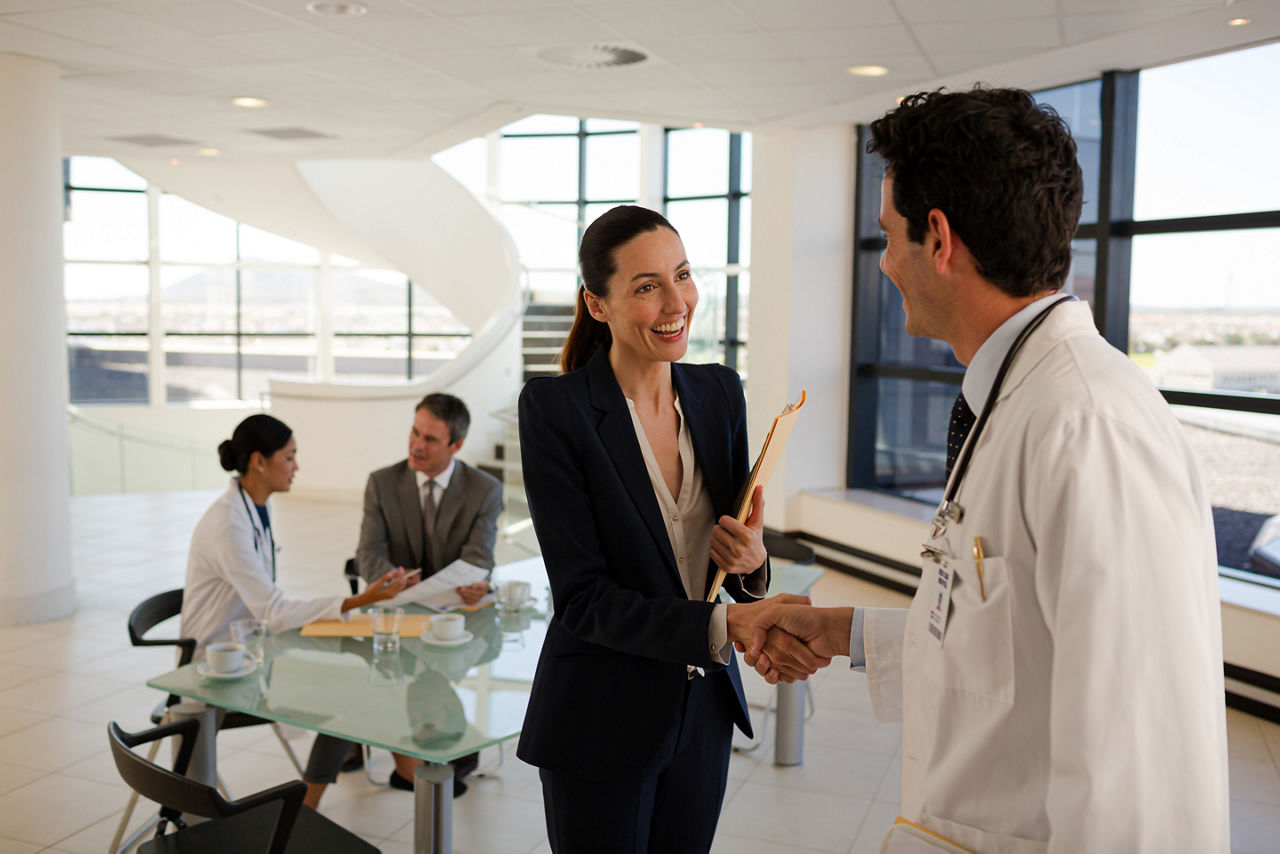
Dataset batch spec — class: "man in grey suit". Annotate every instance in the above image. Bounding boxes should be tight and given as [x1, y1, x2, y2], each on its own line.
[356, 392, 502, 602]
[302, 393, 502, 808]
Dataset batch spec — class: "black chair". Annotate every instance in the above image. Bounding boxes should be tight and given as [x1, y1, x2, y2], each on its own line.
[108, 719, 377, 854]
[112, 589, 306, 854]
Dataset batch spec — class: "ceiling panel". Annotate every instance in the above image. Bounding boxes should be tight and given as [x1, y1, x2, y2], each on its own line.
[6, 4, 192, 44]
[912, 16, 1062, 53]
[104, 0, 290, 35]
[769, 26, 921, 59]
[734, 0, 901, 30]
[450, 8, 625, 44]
[893, 0, 1058, 24]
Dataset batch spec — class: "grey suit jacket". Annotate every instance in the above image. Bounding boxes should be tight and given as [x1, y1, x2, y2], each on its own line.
[355, 458, 502, 584]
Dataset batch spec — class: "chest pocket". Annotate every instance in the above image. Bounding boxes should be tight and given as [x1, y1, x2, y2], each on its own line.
[913, 553, 1015, 704]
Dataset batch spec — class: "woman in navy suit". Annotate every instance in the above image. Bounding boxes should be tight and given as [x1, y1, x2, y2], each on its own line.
[517, 206, 820, 853]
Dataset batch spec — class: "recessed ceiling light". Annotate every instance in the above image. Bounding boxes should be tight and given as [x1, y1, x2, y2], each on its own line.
[692, 122, 704, 129]
[169, 158, 180, 166]
[232, 96, 268, 108]
[306, 2, 367, 16]
[198, 147, 220, 156]
[1228, 17, 1250, 27]
[848, 65, 889, 77]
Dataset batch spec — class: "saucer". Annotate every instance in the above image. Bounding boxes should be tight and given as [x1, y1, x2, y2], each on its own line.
[499, 599, 534, 614]
[196, 659, 257, 680]
[419, 629, 474, 647]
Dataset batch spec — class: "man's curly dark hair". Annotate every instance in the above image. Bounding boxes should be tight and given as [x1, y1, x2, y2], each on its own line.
[868, 87, 1083, 297]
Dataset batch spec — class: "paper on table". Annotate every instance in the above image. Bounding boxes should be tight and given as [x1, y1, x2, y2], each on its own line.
[301, 613, 432, 637]
[706, 389, 807, 602]
[382, 559, 489, 608]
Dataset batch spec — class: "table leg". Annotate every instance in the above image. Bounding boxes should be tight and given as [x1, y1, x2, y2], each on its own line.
[167, 701, 218, 785]
[774, 681, 806, 766]
[413, 762, 454, 854]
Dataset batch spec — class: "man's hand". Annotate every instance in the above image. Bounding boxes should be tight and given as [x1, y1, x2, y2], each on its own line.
[726, 594, 831, 682]
[711, 485, 766, 576]
[456, 581, 489, 605]
[741, 605, 852, 684]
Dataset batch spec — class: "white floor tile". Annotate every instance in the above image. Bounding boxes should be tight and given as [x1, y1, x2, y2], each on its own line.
[0, 762, 45, 798]
[0, 717, 117, 773]
[719, 781, 871, 852]
[850, 801, 901, 854]
[0, 837, 42, 853]
[1231, 798, 1280, 854]
[1229, 755, 1280, 806]
[0, 773, 126, 847]
[749, 742, 896, 802]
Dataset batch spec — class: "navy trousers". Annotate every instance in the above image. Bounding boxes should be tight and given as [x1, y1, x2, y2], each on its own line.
[538, 674, 735, 854]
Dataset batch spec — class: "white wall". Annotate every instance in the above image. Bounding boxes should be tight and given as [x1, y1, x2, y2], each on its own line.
[747, 125, 855, 532]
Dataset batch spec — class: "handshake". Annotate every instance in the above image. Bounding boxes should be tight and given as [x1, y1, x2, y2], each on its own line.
[726, 594, 853, 684]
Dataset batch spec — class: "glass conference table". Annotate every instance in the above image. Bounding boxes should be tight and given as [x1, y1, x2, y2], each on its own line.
[147, 556, 822, 853]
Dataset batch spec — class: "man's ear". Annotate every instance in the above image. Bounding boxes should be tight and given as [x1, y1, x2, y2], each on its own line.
[925, 208, 956, 274]
[583, 289, 608, 324]
[449, 438, 464, 456]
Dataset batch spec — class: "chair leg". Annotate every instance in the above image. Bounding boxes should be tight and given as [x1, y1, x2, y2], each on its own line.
[110, 810, 161, 854]
[110, 721, 167, 853]
[270, 723, 306, 777]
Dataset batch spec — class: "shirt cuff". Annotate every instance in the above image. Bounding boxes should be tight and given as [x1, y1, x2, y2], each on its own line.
[849, 606, 867, 671]
[741, 565, 768, 599]
[709, 602, 731, 665]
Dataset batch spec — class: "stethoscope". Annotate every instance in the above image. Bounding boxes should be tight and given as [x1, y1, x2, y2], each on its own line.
[926, 294, 1077, 553]
[237, 481, 278, 581]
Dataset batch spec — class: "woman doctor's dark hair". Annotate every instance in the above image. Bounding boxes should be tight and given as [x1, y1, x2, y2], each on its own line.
[218, 414, 293, 475]
[558, 205, 680, 374]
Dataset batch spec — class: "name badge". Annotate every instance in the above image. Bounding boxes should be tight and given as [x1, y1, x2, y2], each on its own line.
[927, 561, 954, 646]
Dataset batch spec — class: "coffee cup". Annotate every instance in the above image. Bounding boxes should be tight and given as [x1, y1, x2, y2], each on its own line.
[207, 641, 246, 674]
[500, 580, 532, 612]
[431, 613, 465, 641]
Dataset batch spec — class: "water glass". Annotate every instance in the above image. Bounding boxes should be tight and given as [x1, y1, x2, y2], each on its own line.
[230, 618, 267, 665]
[368, 606, 404, 654]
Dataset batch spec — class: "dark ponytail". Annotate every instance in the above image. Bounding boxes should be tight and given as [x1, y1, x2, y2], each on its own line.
[218, 414, 293, 475]
[558, 205, 678, 373]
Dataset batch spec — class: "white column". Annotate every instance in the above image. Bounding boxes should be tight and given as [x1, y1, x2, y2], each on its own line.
[747, 126, 856, 531]
[0, 53, 77, 625]
[637, 123, 665, 211]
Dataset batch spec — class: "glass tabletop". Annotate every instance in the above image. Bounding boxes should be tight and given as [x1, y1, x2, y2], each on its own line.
[146, 557, 822, 764]
[148, 602, 545, 765]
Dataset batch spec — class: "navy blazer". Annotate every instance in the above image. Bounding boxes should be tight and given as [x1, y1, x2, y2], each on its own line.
[516, 346, 765, 781]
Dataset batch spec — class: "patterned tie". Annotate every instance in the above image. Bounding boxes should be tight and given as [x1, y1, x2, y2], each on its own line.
[945, 392, 977, 484]
[423, 479, 439, 539]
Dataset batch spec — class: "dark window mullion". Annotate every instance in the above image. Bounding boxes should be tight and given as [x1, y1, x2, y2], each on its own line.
[1093, 69, 1139, 352]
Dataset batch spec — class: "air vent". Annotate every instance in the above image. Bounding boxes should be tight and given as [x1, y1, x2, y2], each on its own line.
[248, 127, 334, 140]
[109, 133, 197, 147]
[536, 44, 648, 70]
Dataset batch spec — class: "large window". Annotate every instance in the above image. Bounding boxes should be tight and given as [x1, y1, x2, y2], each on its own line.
[64, 158, 470, 405]
[496, 116, 641, 303]
[849, 42, 1280, 587]
[665, 129, 751, 372]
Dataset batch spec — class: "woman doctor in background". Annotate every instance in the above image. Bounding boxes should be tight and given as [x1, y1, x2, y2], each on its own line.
[180, 414, 414, 656]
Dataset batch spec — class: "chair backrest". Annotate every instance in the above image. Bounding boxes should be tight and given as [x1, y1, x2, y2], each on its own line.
[108, 719, 227, 823]
[109, 719, 305, 854]
[128, 589, 196, 667]
[343, 558, 360, 596]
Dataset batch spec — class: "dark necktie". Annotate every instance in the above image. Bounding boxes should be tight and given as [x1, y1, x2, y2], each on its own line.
[945, 392, 976, 484]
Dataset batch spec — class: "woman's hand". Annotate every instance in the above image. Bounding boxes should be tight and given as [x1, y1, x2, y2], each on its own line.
[710, 485, 766, 576]
[345, 567, 419, 611]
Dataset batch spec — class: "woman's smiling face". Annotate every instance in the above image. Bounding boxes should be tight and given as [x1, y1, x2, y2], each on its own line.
[584, 227, 698, 368]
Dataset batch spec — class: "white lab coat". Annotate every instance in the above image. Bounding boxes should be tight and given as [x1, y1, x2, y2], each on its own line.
[863, 302, 1229, 853]
[180, 477, 344, 656]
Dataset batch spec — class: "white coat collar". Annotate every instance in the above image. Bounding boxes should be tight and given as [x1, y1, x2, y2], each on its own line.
[962, 293, 1067, 414]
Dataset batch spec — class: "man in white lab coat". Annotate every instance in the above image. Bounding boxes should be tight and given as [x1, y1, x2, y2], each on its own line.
[744, 88, 1229, 852]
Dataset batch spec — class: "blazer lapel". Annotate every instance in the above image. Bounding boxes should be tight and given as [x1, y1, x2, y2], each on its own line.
[673, 364, 733, 517]
[397, 466, 426, 568]
[586, 348, 680, 582]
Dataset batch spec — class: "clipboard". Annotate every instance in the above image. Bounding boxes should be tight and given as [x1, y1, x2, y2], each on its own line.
[300, 613, 433, 637]
[706, 389, 806, 602]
